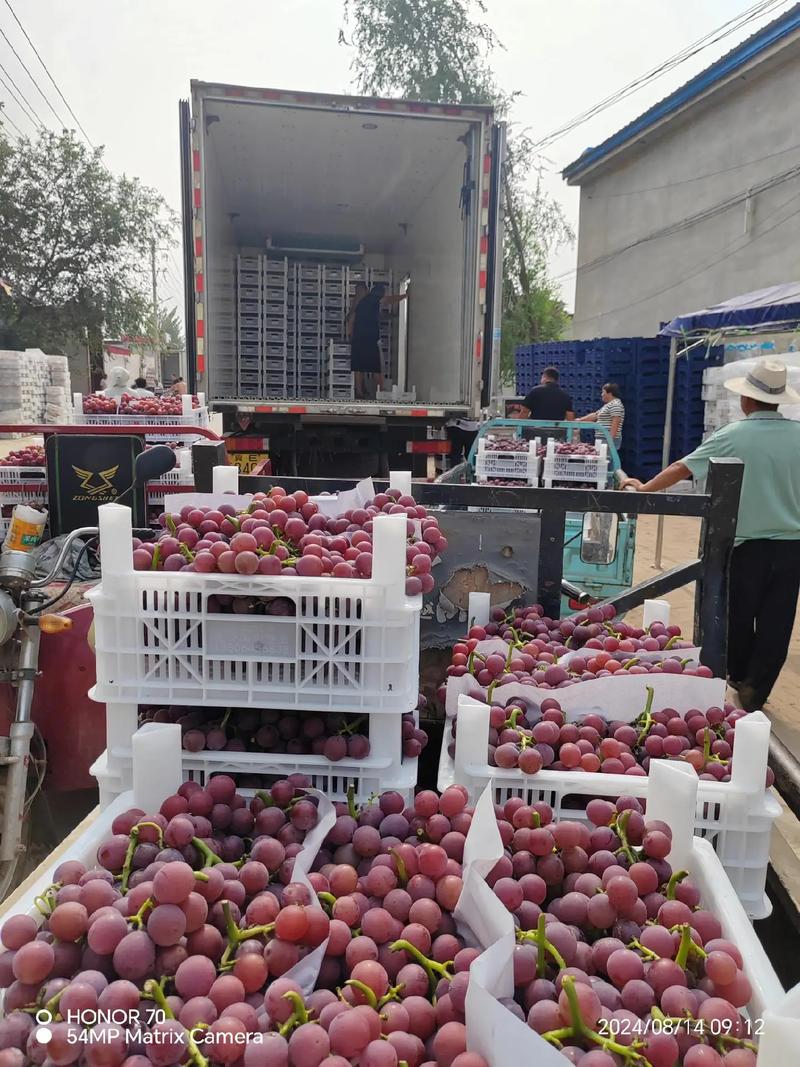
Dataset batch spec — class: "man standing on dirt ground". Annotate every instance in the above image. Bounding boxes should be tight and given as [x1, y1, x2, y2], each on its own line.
[621, 358, 800, 712]
[349, 282, 407, 399]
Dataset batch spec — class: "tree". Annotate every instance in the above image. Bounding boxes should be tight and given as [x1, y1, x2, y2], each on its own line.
[340, 0, 573, 387]
[0, 130, 176, 358]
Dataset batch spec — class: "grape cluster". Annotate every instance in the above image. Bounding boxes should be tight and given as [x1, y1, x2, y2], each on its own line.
[0, 779, 758, 1067]
[132, 488, 447, 598]
[0, 446, 45, 468]
[119, 395, 201, 416]
[537, 442, 599, 458]
[447, 690, 772, 787]
[441, 605, 699, 700]
[480, 437, 532, 454]
[82, 394, 119, 414]
[140, 705, 428, 764]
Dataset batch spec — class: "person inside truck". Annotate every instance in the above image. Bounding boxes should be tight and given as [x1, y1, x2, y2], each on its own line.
[170, 376, 188, 396]
[349, 282, 408, 399]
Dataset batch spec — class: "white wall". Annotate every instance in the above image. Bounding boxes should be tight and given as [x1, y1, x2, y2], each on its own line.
[386, 149, 466, 404]
[571, 41, 800, 339]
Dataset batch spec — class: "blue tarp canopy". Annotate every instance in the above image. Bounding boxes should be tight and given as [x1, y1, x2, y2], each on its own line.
[660, 282, 800, 338]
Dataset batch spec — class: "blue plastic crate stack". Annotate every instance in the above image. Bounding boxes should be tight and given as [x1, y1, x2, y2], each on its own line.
[515, 336, 723, 480]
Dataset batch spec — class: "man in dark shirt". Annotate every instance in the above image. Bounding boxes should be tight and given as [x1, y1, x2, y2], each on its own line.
[516, 367, 575, 421]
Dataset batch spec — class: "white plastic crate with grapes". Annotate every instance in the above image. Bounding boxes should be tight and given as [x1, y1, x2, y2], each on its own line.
[474, 436, 540, 486]
[541, 438, 609, 489]
[438, 685, 779, 920]
[0, 728, 796, 1067]
[88, 481, 434, 712]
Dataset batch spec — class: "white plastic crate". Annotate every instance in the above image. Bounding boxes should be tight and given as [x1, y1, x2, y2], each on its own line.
[74, 392, 209, 428]
[88, 503, 421, 712]
[463, 762, 788, 1066]
[439, 690, 780, 918]
[92, 708, 417, 806]
[475, 436, 540, 485]
[541, 438, 609, 488]
[0, 466, 46, 484]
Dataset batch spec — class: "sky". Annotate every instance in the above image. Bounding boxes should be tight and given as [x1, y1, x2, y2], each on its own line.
[1, 0, 793, 318]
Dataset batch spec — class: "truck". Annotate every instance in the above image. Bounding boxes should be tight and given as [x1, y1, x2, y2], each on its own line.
[179, 81, 505, 476]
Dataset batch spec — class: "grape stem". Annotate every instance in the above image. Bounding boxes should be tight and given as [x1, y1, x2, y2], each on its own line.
[119, 825, 146, 893]
[389, 849, 408, 887]
[347, 783, 359, 820]
[128, 894, 155, 929]
[549, 976, 653, 1065]
[627, 938, 661, 961]
[317, 891, 336, 914]
[389, 939, 454, 998]
[278, 990, 311, 1037]
[613, 809, 639, 866]
[517, 913, 566, 978]
[635, 685, 655, 746]
[165, 515, 177, 534]
[33, 882, 60, 917]
[504, 707, 523, 728]
[377, 982, 405, 1008]
[191, 836, 223, 867]
[219, 900, 275, 969]
[144, 978, 209, 1067]
[673, 923, 706, 969]
[664, 634, 680, 650]
[150, 544, 161, 571]
[665, 870, 689, 901]
[345, 979, 379, 1009]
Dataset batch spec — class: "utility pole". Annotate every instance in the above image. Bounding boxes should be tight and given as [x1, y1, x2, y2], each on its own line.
[150, 239, 160, 385]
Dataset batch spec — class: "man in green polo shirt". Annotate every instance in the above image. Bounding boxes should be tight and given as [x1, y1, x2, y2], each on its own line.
[621, 358, 800, 712]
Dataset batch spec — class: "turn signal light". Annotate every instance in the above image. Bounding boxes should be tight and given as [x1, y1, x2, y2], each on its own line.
[39, 614, 73, 634]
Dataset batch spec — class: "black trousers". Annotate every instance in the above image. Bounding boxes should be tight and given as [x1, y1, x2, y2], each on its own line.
[728, 539, 800, 708]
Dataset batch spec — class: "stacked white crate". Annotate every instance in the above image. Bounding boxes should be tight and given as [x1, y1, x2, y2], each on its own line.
[89, 469, 424, 804]
[328, 341, 354, 400]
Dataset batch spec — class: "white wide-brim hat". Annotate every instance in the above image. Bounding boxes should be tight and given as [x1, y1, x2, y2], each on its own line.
[724, 358, 800, 404]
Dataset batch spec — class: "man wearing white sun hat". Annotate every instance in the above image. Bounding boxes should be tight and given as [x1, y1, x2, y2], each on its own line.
[621, 358, 800, 712]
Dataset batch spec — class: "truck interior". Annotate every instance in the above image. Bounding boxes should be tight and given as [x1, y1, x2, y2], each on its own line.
[199, 93, 487, 407]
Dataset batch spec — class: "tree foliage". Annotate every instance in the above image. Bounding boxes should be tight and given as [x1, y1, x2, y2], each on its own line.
[0, 130, 175, 355]
[340, 0, 573, 388]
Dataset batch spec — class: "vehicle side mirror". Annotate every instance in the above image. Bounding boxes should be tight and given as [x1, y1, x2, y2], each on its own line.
[581, 512, 619, 565]
[134, 445, 177, 486]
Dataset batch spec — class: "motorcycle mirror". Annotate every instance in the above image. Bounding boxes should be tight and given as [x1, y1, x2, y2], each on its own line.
[134, 445, 177, 486]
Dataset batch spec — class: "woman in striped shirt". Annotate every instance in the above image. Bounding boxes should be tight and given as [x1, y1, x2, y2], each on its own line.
[578, 382, 625, 448]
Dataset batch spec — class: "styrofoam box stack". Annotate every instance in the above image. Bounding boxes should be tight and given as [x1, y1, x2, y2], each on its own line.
[542, 437, 609, 488]
[475, 435, 540, 485]
[439, 680, 780, 919]
[89, 471, 424, 803]
[45, 354, 72, 423]
[0, 348, 51, 436]
[703, 355, 800, 437]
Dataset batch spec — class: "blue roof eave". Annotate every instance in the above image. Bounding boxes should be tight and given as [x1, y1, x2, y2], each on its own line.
[563, 5, 800, 184]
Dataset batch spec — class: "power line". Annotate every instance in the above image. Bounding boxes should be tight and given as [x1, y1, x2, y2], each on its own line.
[0, 107, 21, 139]
[536, 0, 792, 152]
[0, 57, 43, 127]
[1, 0, 93, 145]
[0, 19, 66, 129]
